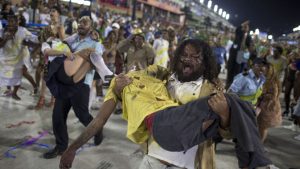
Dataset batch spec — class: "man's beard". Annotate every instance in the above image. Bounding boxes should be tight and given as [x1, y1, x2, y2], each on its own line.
[78, 29, 89, 36]
[176, 67, 203, 82]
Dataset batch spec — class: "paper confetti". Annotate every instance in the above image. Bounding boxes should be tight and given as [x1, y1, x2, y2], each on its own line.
[6, 121, 35, 129]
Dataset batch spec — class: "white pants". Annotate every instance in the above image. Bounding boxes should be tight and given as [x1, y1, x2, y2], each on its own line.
[138, 155, 185, 169]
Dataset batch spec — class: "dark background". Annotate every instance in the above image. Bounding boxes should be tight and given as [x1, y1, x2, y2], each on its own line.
[211, 0, 300, 37]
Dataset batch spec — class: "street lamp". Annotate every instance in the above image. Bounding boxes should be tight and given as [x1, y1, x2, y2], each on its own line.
[268, 35, 273, 40]
[200, 0, 205, 4]
[225, 14, 230, 20]
[293, 25, 300, 32]
[222, 11, 226, 18]
[207, 0, 212, 9]
[214, 5, 218, 13]
[250, 30, 254, 35]
[61, 0, 90, 6]
[218, 8, 222, 16]
[255, 28, 260, 35]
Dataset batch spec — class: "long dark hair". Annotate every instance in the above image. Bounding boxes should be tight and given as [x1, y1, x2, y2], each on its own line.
[18, 14, 26, 27]
[172, 38, 218, 83]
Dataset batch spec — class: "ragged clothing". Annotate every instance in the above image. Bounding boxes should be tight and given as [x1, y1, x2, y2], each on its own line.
[104, 65, 222, 169]
[104, 65, 178, 143]
[152, 93, 272, 169]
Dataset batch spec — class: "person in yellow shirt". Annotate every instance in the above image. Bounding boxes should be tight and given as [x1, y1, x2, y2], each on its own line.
[266, 46, 287, 78]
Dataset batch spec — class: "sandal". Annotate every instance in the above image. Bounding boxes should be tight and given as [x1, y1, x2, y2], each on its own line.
[35, 96, 45, 110]
[3, 90, 12, 96]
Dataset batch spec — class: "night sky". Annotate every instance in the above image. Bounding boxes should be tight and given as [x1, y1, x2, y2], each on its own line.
[210, 0, 300, 37]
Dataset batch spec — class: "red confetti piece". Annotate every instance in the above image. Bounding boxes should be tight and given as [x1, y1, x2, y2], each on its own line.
[6, 121, 35, 129]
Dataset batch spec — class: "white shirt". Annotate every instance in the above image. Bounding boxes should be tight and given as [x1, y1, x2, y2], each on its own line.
[40, 13, 50, 25]
[0, 27, 38, 60]
[168, 74, 204, 104]
[91, 12, 98, 23]
[22, 11, 30, 24]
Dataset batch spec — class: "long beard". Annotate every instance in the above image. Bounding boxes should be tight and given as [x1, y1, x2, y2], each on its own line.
[176, 68, 203, 82]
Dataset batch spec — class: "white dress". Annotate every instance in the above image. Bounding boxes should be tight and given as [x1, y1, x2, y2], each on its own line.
[0, 27, 37, 87]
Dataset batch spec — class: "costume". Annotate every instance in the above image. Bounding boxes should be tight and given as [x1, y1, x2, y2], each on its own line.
[0, 27, 37, 87]
[117, 38, 155, 72]
[151, 93, 271, 168]
[104, 65, 271, 169]
[153, 38, 169, 68]
[257, 66, 282, 129]
[151, 73, 217, 169]
[266, 55, 287, 78]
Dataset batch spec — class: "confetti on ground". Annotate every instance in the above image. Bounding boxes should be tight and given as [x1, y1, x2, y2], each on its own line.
[6, 121, 35, 129]
[1, 131, 50, 159]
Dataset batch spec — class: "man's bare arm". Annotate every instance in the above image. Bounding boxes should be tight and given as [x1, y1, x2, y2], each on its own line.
[71, 99, 116, 149]
[59, 99, 117, 169]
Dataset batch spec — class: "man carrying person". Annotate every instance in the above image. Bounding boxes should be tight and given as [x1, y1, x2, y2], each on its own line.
[43, 16, 113, 159]
[59, 39, 272, 169]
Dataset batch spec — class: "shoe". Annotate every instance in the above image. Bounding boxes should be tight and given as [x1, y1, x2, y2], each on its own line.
[33, 87, 38, 95]
[288, 115, 295, 121]
[282, 110, 289, 117]
[294, 134, 300, 141]
[94, 130, 104, 146]
[11, 94, 21, 100]
[43, 147, 65, 159]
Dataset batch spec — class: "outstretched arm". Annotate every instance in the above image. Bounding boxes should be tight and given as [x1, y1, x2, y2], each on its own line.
[59, 99, 117, 169]
[60, 76, 122, 169]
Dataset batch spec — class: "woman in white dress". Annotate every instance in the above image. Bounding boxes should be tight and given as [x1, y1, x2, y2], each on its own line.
[0, 15, 37, 100]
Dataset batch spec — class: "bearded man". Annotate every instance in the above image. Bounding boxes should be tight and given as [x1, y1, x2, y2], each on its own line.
[59, 39, 230, 169]
[59, 39, 271, 169]
[43, 16, 113, 159]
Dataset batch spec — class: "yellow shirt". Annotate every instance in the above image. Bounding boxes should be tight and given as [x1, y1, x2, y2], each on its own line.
[104, 65, 178, 144]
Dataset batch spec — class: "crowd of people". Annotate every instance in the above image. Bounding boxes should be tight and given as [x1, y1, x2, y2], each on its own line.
[0, 1, 300, 169]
